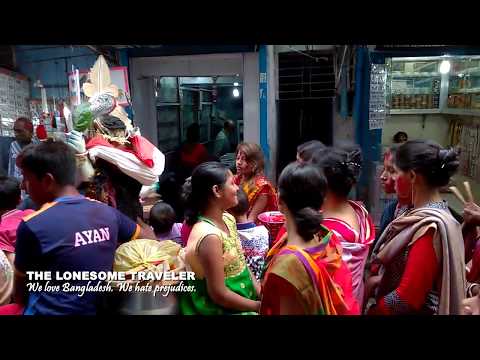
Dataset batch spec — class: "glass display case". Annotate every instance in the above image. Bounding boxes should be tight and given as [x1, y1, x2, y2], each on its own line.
[447, 57, 480, 113]
[389, 58, 443, 113]
[387, 55, 480, 116]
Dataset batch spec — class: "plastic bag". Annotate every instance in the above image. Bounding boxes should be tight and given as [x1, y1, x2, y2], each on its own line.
[73, 103, 94, 132]
[114, 239, 181, 274]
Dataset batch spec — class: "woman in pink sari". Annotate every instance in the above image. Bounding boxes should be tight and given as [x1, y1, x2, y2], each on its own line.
[311, 145, 375, 307]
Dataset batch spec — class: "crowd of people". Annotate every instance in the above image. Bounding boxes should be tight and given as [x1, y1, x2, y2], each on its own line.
[1, 115, 480, 315]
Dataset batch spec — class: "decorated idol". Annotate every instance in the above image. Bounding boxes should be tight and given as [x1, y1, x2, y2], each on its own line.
[66, 55, 165, 220]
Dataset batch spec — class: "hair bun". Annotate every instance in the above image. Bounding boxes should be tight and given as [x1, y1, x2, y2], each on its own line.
[293, 207, 323, 241]
[434, 147, 460, 186]
[343, 148, 362, 178]
[347, 148, 362, 163]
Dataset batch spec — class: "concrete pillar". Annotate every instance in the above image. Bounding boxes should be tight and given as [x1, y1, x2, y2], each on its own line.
[243, 53, 260, 145]
[267, 45, 278, 183]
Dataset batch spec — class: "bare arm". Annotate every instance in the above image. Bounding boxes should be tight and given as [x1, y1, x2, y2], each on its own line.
[136, 217, 157, 240]
[247, 194, 268, 223]
[248, 267, 261, 297]
[5, 252, 14, 267]
[198, 234, 260, 312]
[13, 269, 27, 306]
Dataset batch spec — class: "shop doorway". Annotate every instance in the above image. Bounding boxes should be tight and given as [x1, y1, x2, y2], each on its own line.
[276, 50, 335, 178]
[154, 76, 243, 154]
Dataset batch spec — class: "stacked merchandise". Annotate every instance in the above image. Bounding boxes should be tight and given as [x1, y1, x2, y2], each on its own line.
[0, 68, 30, 136]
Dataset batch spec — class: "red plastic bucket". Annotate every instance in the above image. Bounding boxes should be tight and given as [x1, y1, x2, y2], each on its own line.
[258, 211, 285, 245]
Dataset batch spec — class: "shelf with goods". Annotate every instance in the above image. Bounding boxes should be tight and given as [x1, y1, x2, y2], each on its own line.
[0, 68, 30, 137]
[387, 56, 480, 116]
[451, 68, 480, 76]
[449, 87, 480, 94]
[445, 57, 480, 114]
[390, 90, 441, 111]
[389, 62, 441, 111]
[451, 57, 480, 76]
[390, 109, 441, 115]
[447, 84, 480, 112]
[391, 72, 440, 78]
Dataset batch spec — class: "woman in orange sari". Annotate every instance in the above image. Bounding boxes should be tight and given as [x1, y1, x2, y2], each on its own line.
[235, 143, 277, 223]
[261, 162, 359, 315]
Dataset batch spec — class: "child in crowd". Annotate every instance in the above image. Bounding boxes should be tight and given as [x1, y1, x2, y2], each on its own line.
[296, 140, 325, 163]
[229, 189, 269, 280]
[149, 202, 183, 244]
[0, 176, 34, 265]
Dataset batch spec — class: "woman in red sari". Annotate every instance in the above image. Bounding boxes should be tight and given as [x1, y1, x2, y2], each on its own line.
[261, 162, 359, 315]
[235, 143, 277, 223]
[311, 145, 375, 308]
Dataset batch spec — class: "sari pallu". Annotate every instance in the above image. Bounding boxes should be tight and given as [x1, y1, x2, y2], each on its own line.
[322, 201, 375, 307]
[262, 226, 359, 315]
[368, 207, 466, 315]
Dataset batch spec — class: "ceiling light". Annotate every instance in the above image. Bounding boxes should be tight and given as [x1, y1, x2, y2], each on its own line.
[440, 60, 451, 74]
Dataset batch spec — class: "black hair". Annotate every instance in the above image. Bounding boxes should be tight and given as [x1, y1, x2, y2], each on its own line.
[181, 176, 192, 205]
[230, 188, 249, 217]
[92, 159, 143, 221]
[395, 140, 459, 188]
[224, 120, 235, 130]
[149, 202, 176, 235]
[278, 162, 327, 241]
[393, 131, 408, 144]
[310, 144, 362, 198]
[17, 140, 76, 186]
[184, 162, 230, 226]
[297, 140, 326, 162]
[0, 176, 21, 211]
[100, 115, 126, 130]
[186, 123, 200, 143]
[157, 172, 184, 223]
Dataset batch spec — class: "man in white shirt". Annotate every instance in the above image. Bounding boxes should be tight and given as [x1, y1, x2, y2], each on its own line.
[8, 117, 37, 181]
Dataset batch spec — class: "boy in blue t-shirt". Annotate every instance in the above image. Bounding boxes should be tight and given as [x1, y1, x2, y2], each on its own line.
[13, 140, 154, 315]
